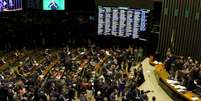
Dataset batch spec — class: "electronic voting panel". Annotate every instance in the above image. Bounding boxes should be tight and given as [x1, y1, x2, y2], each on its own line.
[98, 6, 150, 39]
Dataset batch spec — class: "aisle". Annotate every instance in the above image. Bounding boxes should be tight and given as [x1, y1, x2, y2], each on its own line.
[133, 58, 173, 101]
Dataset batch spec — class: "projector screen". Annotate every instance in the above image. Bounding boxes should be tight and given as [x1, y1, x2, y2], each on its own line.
[98, 6, 150, 39]
[0, 0, 22, 12]
[43, 0, 65, 10]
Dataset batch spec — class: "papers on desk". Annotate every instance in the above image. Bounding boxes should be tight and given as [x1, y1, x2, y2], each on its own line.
[167, 79, 187, 93]
[192, 96, 199, 101]
[177, 89, 186, 93]
[176, 85, 187, 93]
[174, 85, 186, 89]
[166, 79, 179, 84]
[153, 61, 162, 64]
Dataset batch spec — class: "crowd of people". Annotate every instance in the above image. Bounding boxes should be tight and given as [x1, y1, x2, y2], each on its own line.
[164, 49, 201, 91]
[0, 45, 154, 101]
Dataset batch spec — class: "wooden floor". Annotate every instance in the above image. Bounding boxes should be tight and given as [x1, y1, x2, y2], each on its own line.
[137, 58, 173, 101]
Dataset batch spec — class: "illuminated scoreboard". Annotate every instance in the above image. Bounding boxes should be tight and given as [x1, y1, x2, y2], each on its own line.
[98, 6, 150, 39]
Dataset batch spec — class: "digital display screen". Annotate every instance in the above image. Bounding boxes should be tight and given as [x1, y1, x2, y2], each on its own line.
[0, 0, 22, 12]
[43, 0, 65, 10]
[98, 6, 150, 39]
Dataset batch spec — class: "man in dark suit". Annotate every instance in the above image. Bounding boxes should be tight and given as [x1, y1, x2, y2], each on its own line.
[48, 0, 59, 10]
[95, 91, 104, 101]
[0, 88, 8, 100]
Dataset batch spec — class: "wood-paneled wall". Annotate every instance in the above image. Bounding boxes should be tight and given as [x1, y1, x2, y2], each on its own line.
[158, 0, 201, 59]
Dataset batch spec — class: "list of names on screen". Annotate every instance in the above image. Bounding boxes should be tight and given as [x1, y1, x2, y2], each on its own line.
[98, 6, 150, 39]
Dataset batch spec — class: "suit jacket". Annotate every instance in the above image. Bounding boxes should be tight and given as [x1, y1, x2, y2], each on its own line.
[48, 2, 59, 10]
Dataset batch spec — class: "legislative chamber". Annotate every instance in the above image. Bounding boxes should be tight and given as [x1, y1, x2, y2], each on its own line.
[0, 0, 201, 101]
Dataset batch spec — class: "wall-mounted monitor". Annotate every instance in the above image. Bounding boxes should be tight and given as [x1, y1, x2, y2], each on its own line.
[43, 0, 65, 10]
[0, 0, 22, 12]
[97, 6, 150, 39]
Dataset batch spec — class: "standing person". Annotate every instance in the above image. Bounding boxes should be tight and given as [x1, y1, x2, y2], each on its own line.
[95, 91, 104, 101]
[110, 89, 118, 101]
[139, 90, 148, 101]
[118, 78, 126, 96]
[0, 0, 3, 12]
[127, 55, 132, 72]
[117, 52, 123, 70]
[138, 47, 143, 62]
[134, 48, 138, 64]
[121, 50, 128, 70]
[105, 83, 113, 101]
[7, 0, 14, 9]
[0, 86, 9, 101]
[166, 48, 172, 56]
[64, 52, 72, 71]
[152, 96, 156, 101]
[164, 54, 174, 73]
[68, 86, 75, 101]
[80, 92, 87, 101]
[136, 64, 145, 86]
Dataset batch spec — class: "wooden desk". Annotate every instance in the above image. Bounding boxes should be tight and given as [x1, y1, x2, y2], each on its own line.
[155, 64, 201, 101]
[0, 49, 38, 71]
